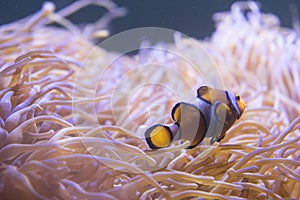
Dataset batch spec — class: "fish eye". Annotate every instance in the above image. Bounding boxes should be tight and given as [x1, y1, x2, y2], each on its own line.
[236, 94, 240, 101]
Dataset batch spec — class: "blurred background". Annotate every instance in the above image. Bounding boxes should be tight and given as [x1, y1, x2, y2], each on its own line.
[0, 0, 299, 39]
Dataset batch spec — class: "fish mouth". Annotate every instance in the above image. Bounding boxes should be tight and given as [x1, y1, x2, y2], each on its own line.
[237, 98, 246, 119]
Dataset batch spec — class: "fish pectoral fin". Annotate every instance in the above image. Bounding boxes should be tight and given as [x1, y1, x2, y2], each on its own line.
[209, 102, 230, 144]
[212, 101, 230, 123]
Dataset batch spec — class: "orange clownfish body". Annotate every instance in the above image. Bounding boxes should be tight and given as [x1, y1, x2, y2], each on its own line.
[145, 86, 246, 149]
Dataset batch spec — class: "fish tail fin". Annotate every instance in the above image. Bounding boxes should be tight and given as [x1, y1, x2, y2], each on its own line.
[145, 123, 178, 149]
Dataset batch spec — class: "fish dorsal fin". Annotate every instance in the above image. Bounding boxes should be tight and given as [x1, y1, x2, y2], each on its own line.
[171, 102, 207, 148]
[197, 86, 213, 104]
[197, 86, 227, 105]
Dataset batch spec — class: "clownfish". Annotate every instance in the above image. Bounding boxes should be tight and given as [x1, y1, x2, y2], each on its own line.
[145, 86, 246, 149]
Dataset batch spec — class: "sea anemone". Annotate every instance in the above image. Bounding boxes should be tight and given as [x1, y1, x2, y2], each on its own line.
[0, 1, 299, 199]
